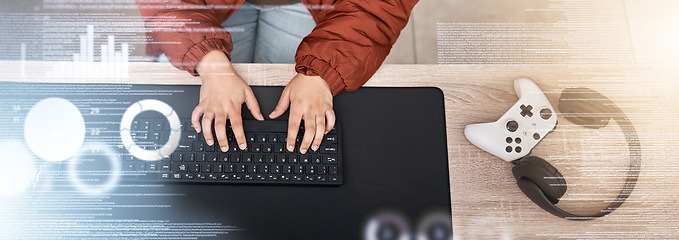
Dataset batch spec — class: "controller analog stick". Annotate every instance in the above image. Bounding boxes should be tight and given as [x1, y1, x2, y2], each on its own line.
[540, 108, 552, 120]
[506, 120, 519, 132]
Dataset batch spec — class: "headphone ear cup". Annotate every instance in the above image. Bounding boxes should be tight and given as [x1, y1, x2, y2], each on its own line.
[559, 88, 614, 129]
[512, 156, 567, 204]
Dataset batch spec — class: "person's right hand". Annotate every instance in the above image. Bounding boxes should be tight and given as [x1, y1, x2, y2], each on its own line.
[192, 50, 264, 152]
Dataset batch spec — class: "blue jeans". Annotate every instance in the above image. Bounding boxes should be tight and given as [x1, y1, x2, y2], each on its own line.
[158, 2, 316, 64]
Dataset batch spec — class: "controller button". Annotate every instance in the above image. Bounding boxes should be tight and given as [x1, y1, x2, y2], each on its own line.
[540, 108, 552, 120]
[505, 146, 512, 152]
[515, 137, 521, 144]
[533, 133, 540, 140]
[515, 146, 522, 153]
[506, 120, 519, 132]
[506, 137, 513, 143]
[520, 105, 533, 117]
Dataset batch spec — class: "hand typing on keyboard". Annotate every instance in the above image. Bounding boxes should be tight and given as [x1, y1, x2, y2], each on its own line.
[193, 51, 265, 153]
[268, 73, 336, 155]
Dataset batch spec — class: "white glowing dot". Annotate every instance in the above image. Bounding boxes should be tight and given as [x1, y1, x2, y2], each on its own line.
[0, 141, 36, 196]
[24, 98, 85, 162]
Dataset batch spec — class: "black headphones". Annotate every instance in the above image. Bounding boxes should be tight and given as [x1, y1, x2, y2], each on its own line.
[512, 87, 641, 220]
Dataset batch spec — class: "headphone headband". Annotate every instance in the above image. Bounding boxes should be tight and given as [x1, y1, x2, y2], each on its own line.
[515, 87, 641, 220]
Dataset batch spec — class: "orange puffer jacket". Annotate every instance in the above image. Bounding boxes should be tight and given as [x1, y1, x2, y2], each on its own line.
[136, 0, 418, 95]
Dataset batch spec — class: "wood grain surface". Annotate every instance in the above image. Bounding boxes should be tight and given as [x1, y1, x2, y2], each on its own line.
[2, 61, 677, 239]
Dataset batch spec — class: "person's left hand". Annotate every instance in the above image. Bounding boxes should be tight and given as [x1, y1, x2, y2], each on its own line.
[269, 73, 335, 154]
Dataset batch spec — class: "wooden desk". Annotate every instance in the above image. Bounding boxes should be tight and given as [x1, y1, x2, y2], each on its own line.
[2, 61, 677, 239]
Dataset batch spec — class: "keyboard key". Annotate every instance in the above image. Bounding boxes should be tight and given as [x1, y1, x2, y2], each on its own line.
[290, 155, 299, 164]
[277, 155, 287, 164]
[318, 166, 327, 175]
[260, 165, 269, 174]
[257, 134, 266, 143]
[225, 164, 234, 173]
[266, 154, 275, 163]
[202, 164, 212, 173]
[135, 162, 147, 171]
[301, 155, 310, 164]
[172, 173, 182, 179]
[207, 153, 217, 162]
[295, 165, 304, 174]
[219, 154, 229, 163]
[272, 165, 281, 174]
[274, 144, 284, 153]
[197, 174, 206, 180]
[269, 134, 278, 143]
[329, 166, 339, 175]
[247, 133, 256, 143]
[190, 164, 200, 173]
[243, 154, 253, 163]
[329, 176, 339, 182]
[194, 142, 204, 152]
[320, 146, 337, 154]
[312, 155, 321, 164]
[208, 174, 218, 180]
[230, 154, 241, 163]
[263, 144, 272, 153]
[184, 173, 195, 179]
[248, 165, 257, 174]
[254, 154, 264, 163]
[236, 164, 246, 173]
[172, 153, 184, 162]
[176, 143, 192, 152]
[213, 164, 223, 173]
[306, 165, 316, 175]
[323, 156, 338, 164]
[160, 163, 171, 172]
[283, 165, 292, 174]
[325, 135, 337, 144]
[252, 144, 262, 153]
[182, 132, 199, 142]
[186, 153, 195, 162]
[175, 163, 187, 173]
[123, 162, 134, 172]
[152, 120, 164, 131]
[197, 153, 207, 162]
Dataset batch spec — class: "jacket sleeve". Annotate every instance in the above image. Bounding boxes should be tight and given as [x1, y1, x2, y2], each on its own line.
[295, 0, 419, 95]
[136, 0, 245, 75]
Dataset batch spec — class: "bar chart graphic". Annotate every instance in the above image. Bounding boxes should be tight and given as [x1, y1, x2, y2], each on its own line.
[44, 25, 130, 79]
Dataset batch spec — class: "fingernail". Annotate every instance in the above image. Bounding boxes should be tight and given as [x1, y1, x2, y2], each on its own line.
[240, 143, 246, 150]
[206, 140, 213, 146]
[287, 145, 294, 152]
[312, 145, 318, 151]
[221, 147, 228, 152]
[300, 148, 307, 154]
[195, 128, 201, 133]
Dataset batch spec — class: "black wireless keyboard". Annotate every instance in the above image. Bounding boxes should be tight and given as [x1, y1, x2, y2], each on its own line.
[121, 119, 343, 186]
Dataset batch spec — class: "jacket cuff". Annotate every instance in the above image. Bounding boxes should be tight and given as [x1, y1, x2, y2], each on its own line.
[295, 55, 345, 96]
[182, 38, 232, 76]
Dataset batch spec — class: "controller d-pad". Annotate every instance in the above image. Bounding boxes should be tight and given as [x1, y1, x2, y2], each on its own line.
[520, 105, 533, 117]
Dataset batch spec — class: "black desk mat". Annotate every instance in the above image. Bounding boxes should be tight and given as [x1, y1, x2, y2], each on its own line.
[0, 82, 451, 240]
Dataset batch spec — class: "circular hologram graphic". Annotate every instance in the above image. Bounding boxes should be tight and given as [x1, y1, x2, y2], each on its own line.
[24, 98, 85, 162]
[68, 143, 121, 194]
[120, 99, 181, 161]
[0, 141, 36, 197]
[363, 210, 412, 240]
[415, 211, 453, 240]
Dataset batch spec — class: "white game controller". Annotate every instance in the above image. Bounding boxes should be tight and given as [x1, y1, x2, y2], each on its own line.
[464, 78, 557, 162]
